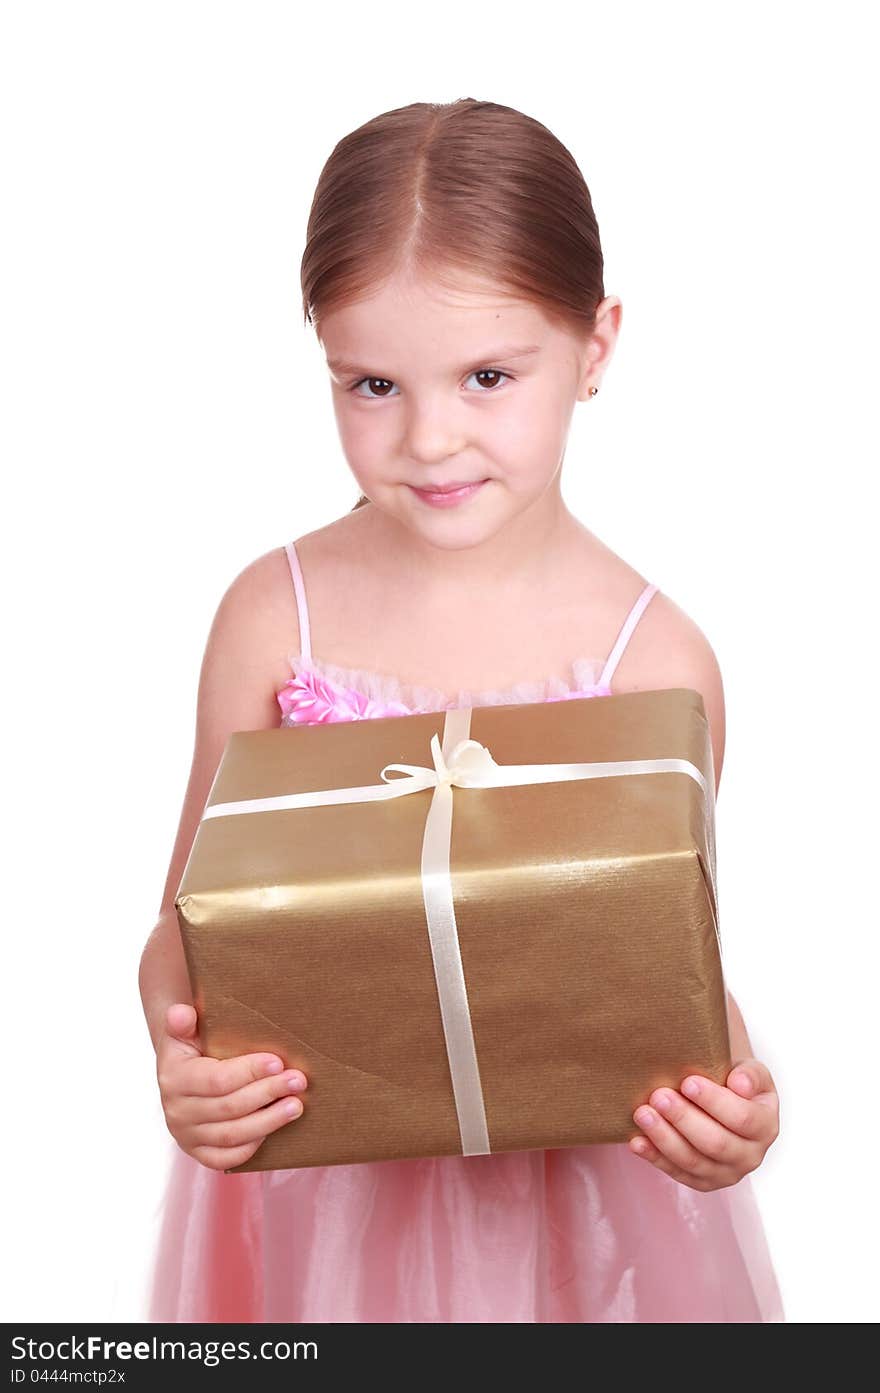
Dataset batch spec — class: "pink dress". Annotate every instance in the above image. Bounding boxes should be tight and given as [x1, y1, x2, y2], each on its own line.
[147, 540, 785, 1323]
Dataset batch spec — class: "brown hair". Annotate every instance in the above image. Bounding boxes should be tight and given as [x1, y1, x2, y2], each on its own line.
[300, 98, 606, 512]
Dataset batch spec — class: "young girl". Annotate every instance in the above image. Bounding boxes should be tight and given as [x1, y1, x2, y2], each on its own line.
[141, 98, 784, 1323]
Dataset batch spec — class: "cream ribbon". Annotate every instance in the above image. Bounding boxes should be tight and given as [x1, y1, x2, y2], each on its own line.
[201, 706, 716, 1156]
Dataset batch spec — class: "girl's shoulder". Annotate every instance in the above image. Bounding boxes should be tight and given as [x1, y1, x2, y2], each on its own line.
[222, 542, 314, 698]
[250, 520, 365, 691]
[567, 529, 725, 787]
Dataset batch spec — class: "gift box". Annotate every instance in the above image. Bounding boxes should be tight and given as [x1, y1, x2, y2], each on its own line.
[175, 687, 730, 1174]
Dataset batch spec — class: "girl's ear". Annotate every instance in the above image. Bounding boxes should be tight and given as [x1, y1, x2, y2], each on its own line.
[577, 295, 623, 399]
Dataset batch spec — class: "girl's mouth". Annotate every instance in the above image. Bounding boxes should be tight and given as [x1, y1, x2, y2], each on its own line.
[408, 480, 488, 508]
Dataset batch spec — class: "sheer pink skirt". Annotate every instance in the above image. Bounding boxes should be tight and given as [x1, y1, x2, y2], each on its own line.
[147, 1141, 784, 1323]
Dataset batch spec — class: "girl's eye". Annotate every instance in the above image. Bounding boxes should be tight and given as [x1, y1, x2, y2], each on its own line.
[349, 369, 513, 399]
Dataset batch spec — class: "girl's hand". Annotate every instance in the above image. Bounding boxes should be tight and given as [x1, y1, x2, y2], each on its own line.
[628, 1057, 780, 1191]
[156, 1003, 309, 1171]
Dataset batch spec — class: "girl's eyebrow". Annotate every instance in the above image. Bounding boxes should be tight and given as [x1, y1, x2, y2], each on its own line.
[326, 344, 542, 377]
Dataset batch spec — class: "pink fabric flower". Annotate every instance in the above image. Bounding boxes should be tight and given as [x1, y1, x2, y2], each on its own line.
[276, 667, 416, 725]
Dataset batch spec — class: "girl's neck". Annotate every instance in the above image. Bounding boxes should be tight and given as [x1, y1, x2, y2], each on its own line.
[352, 490, 588, 606]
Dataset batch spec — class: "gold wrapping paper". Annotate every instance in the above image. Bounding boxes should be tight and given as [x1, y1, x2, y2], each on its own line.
[175, 687, 730, 1174]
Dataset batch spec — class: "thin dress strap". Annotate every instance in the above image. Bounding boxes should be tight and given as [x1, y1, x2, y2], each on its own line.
[598, 582, 659, 689]
[284, 540, 312, 661]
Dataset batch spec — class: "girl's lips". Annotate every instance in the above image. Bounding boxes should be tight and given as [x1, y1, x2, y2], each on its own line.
[409, 480, 488, 507]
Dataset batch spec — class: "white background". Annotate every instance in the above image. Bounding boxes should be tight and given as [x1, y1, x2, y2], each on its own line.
[3, 0, 877, 1324]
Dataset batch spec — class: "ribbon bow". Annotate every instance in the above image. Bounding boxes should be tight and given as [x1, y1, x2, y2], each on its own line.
[381, 734, 501, 793]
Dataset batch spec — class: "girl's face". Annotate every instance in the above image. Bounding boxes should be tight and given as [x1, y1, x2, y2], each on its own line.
[319, 267, 619, 550]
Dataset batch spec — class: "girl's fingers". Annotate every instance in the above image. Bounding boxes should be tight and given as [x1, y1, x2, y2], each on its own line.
[175, 1052, 292, 1099]
[163, 1004, 202, 1056]
[185, 1067, 308, 1122]
[628, 1135, 738, 1192]
[194, 1091, 306, 1155]
[632, 1103, 712, 1175]
[192, 1140, 264, 1171]
[679, 1074, 778, 1142]
[633, 1091, 759, 1175]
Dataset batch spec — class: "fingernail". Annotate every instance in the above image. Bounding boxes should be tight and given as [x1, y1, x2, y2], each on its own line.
[734, 1072, 753, 1094]
[287, 1073, 306, 1091]
[634, 1107, 655, 1128]
[265, 1058, 283, 1074]
[682, 1078, 700, 1099]
[284, 1098, 303, 1117]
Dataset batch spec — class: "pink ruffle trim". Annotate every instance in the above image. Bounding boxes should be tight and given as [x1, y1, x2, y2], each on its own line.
[276, 654, 613, 725]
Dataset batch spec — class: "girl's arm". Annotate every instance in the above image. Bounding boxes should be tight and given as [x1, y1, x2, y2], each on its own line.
[139, 911, 195, 1053]
[140, 548, 297, 1054]
[634, 600, 752, 1065]
[727, 990, 754, 1061]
